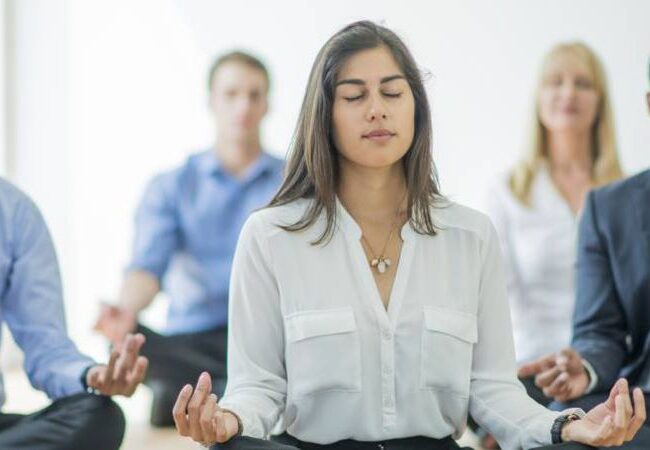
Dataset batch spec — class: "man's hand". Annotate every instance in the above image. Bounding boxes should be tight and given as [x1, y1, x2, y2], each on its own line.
[562, 378, 646, 446]
[173, 372, 239, 446]
[86, 333, 148, 397]
[94, 303, 137, 348]
[518, 348, 589, 402]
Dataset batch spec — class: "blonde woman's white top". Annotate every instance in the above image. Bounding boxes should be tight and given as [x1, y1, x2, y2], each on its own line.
[486, 169, 577, 365]
[219, 198, 561, 449]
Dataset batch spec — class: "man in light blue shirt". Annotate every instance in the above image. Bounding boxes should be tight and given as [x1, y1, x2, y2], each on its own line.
[95, 50, 284, 427]
[0, 178, 148, 449]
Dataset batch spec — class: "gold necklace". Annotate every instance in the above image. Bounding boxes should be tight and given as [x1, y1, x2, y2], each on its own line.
[360, 196, 405, 275]
[361, 229, 396, 274]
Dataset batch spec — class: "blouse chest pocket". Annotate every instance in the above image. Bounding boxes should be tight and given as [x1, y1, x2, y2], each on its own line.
[284, 307, 361, 398]
[420, 306, 477, 396]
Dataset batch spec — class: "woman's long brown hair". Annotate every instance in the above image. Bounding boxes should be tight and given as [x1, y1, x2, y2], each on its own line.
[269, 21, 444, 244]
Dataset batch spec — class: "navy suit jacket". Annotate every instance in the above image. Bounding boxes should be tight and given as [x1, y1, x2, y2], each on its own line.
[573, 169, 650, 393]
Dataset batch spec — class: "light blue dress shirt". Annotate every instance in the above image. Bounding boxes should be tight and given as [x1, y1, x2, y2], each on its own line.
[128, 151, 284, 335]
[0, 178, 94, 407]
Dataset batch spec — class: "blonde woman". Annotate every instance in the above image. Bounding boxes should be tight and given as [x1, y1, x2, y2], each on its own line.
[486, 42, 624, 410]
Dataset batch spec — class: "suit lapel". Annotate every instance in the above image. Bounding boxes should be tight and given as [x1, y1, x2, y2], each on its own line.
[634, 171, 650, 235]
[633, 171, 650, 390]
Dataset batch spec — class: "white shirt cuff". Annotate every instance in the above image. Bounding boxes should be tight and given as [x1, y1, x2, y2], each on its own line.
[582, 358, 598, 394]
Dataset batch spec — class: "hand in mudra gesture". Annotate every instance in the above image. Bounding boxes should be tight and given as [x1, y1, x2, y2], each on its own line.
[86, 333, 148, 397]
[518, 348, 589, 402]
[562, 378, 646, 446]
[173, 372, 240, 446]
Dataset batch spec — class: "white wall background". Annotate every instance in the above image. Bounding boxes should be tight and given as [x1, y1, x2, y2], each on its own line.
[5, 0, 650, 359]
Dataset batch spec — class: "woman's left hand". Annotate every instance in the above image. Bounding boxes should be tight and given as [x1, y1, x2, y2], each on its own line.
[561, 378, 646, 446]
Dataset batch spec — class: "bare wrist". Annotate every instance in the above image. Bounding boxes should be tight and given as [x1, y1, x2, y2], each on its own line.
[221, 408, 243, 437]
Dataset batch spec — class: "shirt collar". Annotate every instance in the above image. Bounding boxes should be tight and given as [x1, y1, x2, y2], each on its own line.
[335, 197, 415, 242]
[530, 163, 581, 220]
[336, 198, 362, 240]
[536, 163, 567, 204]
[198, 150, 275, 183]
[241, 152, 276, 183]
[197, 151, 221, 175]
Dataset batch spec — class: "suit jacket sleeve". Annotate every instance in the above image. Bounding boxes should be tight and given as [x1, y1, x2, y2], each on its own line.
[572, 190, 627, 392]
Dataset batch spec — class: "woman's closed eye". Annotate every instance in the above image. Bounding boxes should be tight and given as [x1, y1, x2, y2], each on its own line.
[575, 78, 593, 89]
[343, 91, 403, 102]
[343, 94, 365, 102]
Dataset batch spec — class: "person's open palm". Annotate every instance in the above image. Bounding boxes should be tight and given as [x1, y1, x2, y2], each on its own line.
[94, 303, 137, 348]
[563, 378, 646, 447]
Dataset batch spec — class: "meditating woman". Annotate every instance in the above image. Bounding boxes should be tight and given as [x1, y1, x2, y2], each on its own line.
[173, 21, 645, 450]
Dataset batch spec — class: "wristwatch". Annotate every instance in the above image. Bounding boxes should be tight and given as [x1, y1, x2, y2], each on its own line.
[79, 364, 101, 395]
[551, 411, 584, 444]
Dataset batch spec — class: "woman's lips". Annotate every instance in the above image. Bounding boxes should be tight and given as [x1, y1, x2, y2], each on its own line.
[363, 129, 396, 142]
[559, 106, 579, 114]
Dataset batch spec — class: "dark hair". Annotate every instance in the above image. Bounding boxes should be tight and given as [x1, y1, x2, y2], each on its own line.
[207, 51, 270, 91]
[269, 20, 443, 244]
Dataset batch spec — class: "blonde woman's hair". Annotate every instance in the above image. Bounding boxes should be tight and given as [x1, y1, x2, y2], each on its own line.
[509, 42, 624, 205]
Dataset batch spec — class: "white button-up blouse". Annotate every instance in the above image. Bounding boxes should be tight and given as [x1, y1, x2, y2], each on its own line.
[486, 169, 577, 365]
[219, 198, 560, 449]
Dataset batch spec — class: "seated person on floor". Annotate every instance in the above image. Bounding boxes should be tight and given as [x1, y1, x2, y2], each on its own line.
[0, 178, 147, 450]
[94, 50, 284, 427]
[519, 58, 650, 448]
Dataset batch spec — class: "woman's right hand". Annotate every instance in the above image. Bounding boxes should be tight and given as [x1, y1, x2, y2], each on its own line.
[561, 379, 646, 447]
[173, 372, 240, 446]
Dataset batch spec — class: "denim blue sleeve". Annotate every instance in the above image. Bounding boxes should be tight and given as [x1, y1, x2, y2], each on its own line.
[1, 195, 94, 399]
[128, 174, 180, 280]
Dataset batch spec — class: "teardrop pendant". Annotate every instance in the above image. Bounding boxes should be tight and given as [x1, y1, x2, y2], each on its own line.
[377, 260, 387, 273]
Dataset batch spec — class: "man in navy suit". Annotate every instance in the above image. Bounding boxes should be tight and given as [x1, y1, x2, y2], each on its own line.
[520, 61, 650, 446]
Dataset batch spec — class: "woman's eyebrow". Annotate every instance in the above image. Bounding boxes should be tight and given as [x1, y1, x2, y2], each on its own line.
[335, 74, 406, 87]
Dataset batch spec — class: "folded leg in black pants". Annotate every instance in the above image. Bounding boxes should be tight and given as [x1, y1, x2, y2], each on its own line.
[213, 432, 650, 450]
[137, 324, 228, 427]
[0, 393, 124, 450]
[213, 433, 474, 450]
